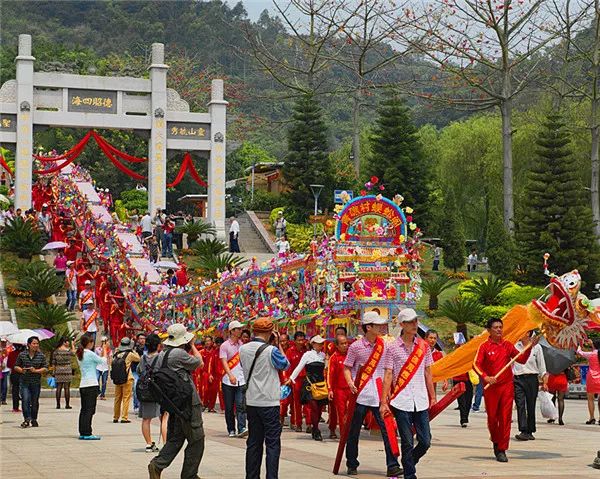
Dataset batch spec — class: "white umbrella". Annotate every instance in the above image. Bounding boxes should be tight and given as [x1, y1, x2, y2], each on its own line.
[0, 321, 19, 337]
[42, 241, 69, 251]
[0, 194, 10, 204]
[7, 329, 46, 345]
[155, 260, 179, 269]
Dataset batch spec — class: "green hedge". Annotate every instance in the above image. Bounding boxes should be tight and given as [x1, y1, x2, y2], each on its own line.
[497, 284, 545, 306]
[244, 190, 282, 212]
[286, 223, 323, 253]
[459, 280, 545, 307]
[478, 305, 511, 326]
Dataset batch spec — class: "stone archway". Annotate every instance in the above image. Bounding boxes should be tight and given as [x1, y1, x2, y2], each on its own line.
[0, 34, 227, 237]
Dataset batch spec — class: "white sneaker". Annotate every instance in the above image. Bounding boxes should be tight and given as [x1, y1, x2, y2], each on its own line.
[236, 429, 248, 438]
[228, 431, 236, 437]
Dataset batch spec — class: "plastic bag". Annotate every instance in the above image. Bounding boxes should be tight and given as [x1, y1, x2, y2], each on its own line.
[46, 376, 57, 389]
[468, 369, 480, 386]
[538, 390, 557, 420]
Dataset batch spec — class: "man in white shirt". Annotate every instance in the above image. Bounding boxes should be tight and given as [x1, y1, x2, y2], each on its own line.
[229, 216, 240, 253]
[140, 211, 153, 239]
[513, 332, 548, 441]
[80, 303, 99, 346]
[79, 280, 95, 311]
[381, 308, 435, 479]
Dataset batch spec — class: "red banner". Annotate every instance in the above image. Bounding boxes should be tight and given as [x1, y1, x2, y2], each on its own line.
[0, 154, 13, 175]
[167, 152, 207, 188]
[91, 132, 147, 163]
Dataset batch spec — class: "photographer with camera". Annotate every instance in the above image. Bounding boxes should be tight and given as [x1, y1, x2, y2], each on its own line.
[148, 324, 204, 479]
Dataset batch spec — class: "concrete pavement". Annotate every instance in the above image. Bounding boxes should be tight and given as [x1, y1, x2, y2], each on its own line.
[0, 397, 598, 478]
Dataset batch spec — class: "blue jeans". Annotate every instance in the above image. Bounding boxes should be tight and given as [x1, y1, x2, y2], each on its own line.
[346, 403, 400, 471]
[96, 370, 108, 398]
[392, 407, 431, 479]
[222, 383, 247, 434]
[472, 382, 483, 410]
[162, 232, 173, 257]
[20, 382, 41, 421]
[0, 370, 9, 402]
[246, 406, 281, 479]
[66, 289, 77, 310]
[132, 371, 139, 409]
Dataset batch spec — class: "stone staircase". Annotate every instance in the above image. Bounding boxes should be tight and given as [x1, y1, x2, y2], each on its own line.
[227, 212, 275, 254]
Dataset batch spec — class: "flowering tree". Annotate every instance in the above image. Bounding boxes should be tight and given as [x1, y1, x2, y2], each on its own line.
[395, 0, 560, 232]
[551, 0, 600, 239]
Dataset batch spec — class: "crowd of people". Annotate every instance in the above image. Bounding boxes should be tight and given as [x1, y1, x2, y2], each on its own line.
[1, 297, 599, 478]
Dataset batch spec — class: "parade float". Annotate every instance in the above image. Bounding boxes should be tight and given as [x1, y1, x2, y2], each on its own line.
[325, 183, 423, 337]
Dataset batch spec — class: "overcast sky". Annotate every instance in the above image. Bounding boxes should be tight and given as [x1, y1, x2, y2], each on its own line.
[238, 0, 275, 20]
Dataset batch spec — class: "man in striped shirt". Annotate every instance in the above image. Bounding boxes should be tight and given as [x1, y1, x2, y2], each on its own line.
[14, 336, 48, 428]
[343, 311, 402, 477]
[381, 308, 435, 479]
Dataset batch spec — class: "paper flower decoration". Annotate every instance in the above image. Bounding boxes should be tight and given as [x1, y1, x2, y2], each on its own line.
[404, 206, 413, 214]
[360, 190, 367, 196]
[370, 176, 379, 184]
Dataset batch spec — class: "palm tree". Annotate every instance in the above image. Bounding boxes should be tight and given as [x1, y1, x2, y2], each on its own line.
[1, 217, 43, 258]
[463, 275, 510, 306]
[18, 268, 64, 303]
[421, 275, 457, 310]
[175, 220, 216, 246]
[197, 253, 247, 280]
[439, 296, 484, 338]
[22, 304, 75, 331]
[193, 238, 228, 257]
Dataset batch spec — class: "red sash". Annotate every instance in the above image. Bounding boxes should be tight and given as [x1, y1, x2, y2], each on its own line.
[390, 338, 428, 400]
[227, 352, 240, 370]
[81, 289, 93, 304]
[67, 269, 75, 283]
[357, 337, 385, 395]
[83, 310, 98, 331]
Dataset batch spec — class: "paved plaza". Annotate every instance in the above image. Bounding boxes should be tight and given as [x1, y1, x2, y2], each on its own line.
[1, 397, 598, 479]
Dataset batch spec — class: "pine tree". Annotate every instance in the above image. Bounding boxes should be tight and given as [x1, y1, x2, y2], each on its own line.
[516, 113, 600, 290]
[368, 89, 430, 224]
[486, 207, 516, 279]
[283, 93, 331, 218]
[442, 190, 466, 272]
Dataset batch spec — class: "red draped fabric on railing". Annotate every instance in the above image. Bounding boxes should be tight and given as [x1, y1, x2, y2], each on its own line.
[25, 130, 206, 186]
[33, 132, 93, 162]
[93, 133, 147, 180]
[0, 154, 13, 175]
[167, 152, 208, 188]
[34, 131, 92, 174]
[91, 132, 148, 163]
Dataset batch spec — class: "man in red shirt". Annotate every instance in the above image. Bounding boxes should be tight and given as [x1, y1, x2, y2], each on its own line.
[175, 264, 189, 287]
[425, 329, 448, 397]
[201, 336, 219, 412]
[474, 318, 535, 462]
[287, 331, 307, 432]
[327, 334, 351, 439]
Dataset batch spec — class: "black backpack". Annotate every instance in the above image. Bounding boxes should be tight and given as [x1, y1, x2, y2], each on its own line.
[136, 355, 160, 403]
[148, 348, 194, 419]
[110, 351, 131, 385]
